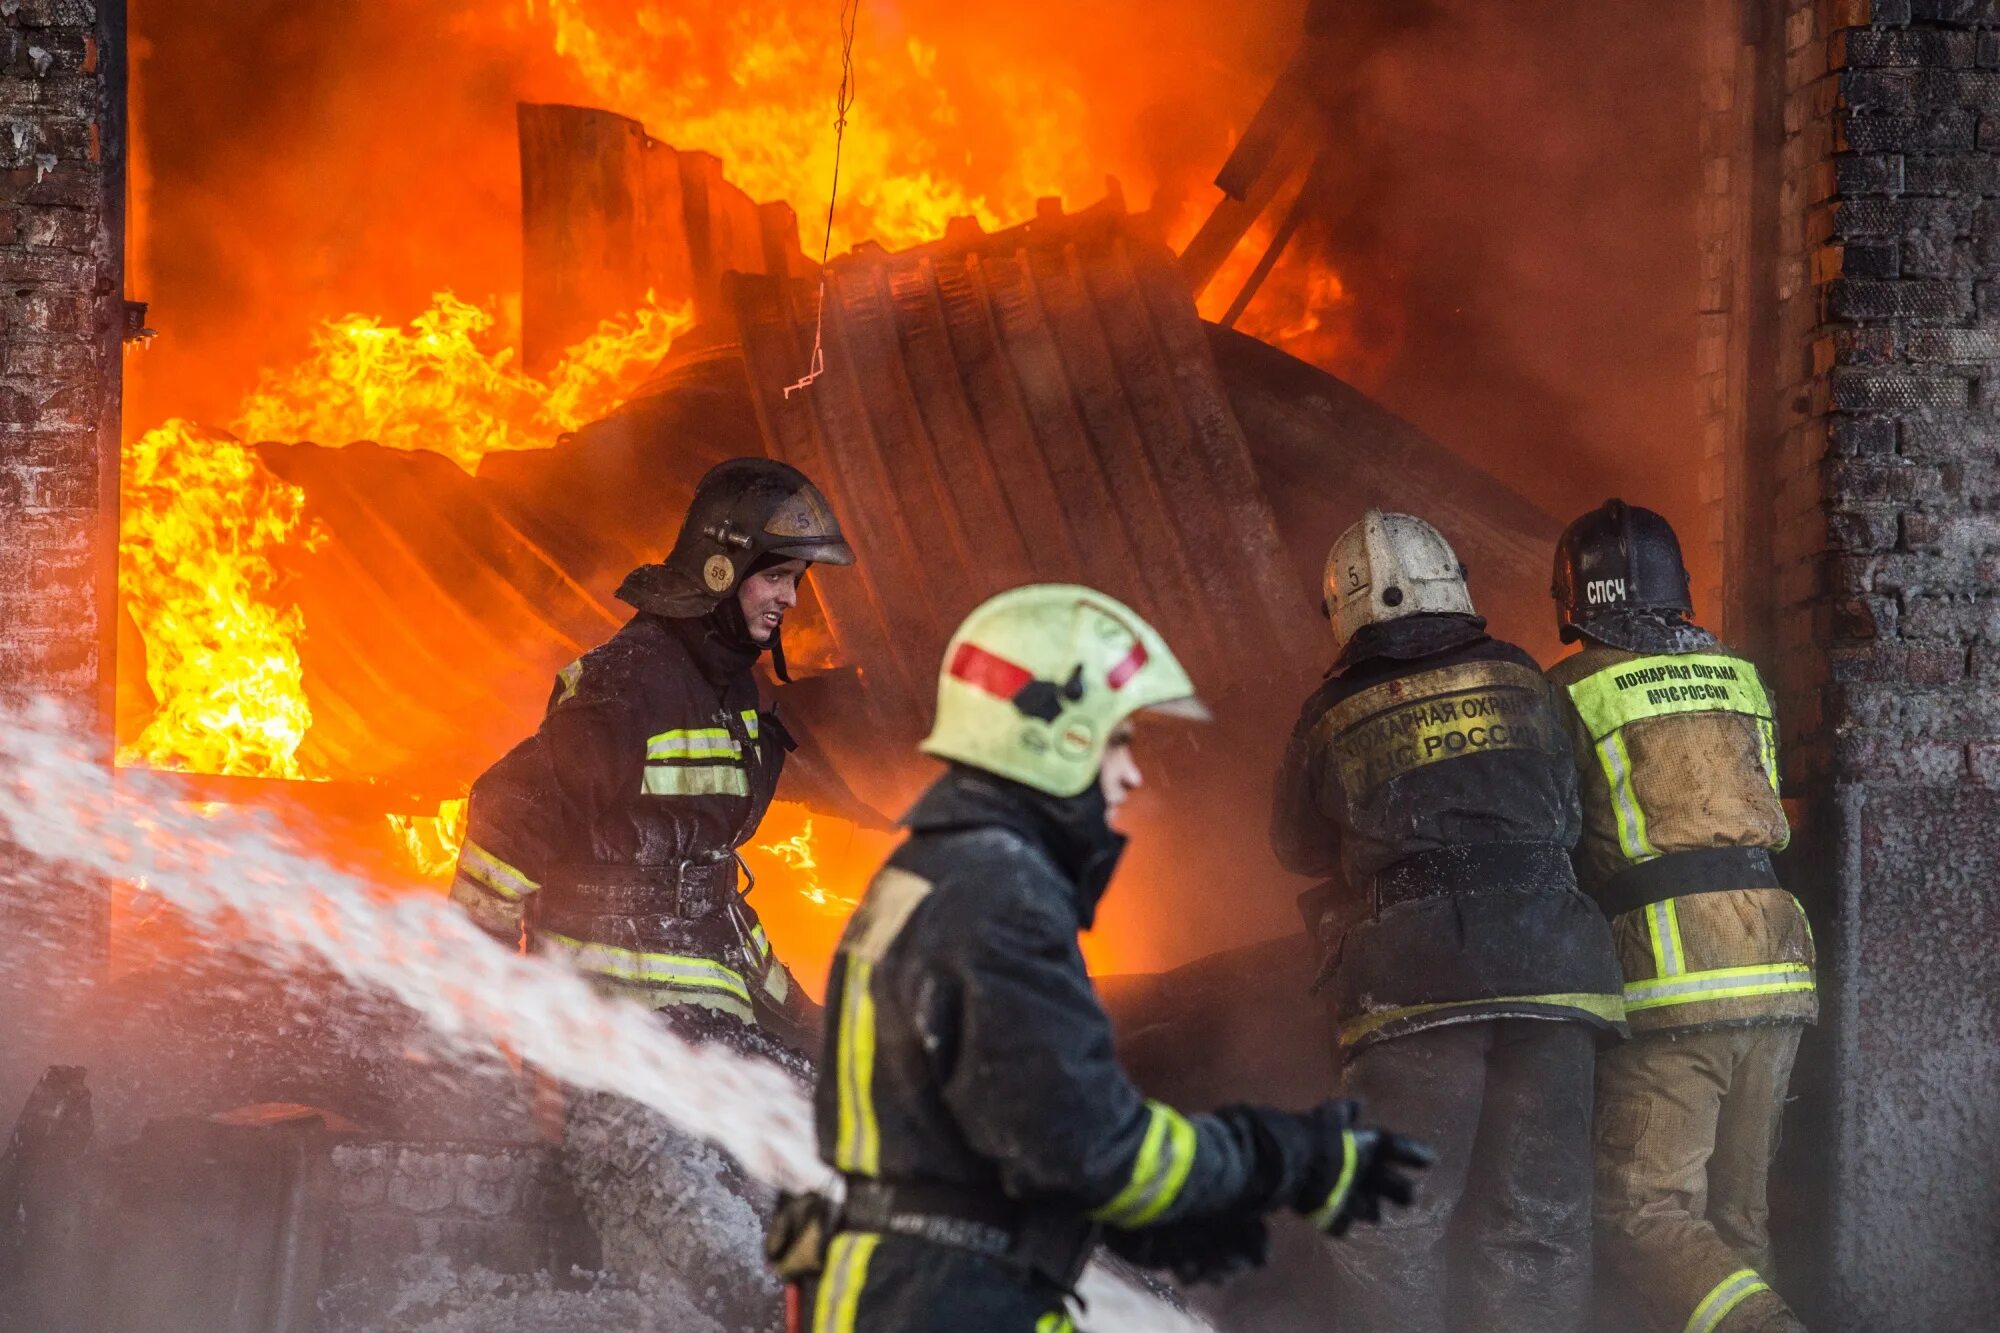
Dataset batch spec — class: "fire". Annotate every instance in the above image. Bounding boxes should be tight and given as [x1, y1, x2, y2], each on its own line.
[757, 816, 856, 914]
[118, 292, 692, 784]
[535, 0, 1089, 252]
[388, 798, 471, 881]
[117, 420, 321, 779]
[236, 290, 694, 474]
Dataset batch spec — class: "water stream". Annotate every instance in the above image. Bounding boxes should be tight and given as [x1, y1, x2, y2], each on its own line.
[0, 700, 1208, 1333]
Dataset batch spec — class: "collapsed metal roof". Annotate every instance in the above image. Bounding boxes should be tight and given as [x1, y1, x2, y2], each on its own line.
[725, 198, 1322, 732]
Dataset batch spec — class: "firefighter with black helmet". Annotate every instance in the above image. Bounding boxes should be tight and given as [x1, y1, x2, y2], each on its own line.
[771, 584, 1432, 1332]
[451, 456, 853, 1035]
[1271, 509, 1626, 1333]
[1547, 500, 1813, 1333]
[447, 456, 855, 1328]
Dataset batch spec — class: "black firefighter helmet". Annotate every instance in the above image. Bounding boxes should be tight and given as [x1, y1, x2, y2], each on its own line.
[616, 458, 855, 619]
[1552, 498, 1693, 644]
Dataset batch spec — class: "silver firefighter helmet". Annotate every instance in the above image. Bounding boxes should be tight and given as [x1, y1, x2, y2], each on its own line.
[1322, 509, 1475, 648]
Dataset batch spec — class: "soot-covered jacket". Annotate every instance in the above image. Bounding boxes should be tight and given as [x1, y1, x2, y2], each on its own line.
[1271, 614, 1624, 1054]
[1547, 629, 1815, 1035]
[817, 768, 1308, 1237]
[449, 606, 802, 1028]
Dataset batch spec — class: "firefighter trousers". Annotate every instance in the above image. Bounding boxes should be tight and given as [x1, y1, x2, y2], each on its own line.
[1324, 1017, 1596, 1333]
[1594, 1022, 1807, 1333]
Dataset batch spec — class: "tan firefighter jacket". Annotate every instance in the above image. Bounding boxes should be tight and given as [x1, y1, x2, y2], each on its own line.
[1546, 641, 1816, 1035]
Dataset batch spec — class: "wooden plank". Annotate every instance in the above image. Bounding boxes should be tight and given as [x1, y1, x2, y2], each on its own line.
[835, 262, 987, 631]
[929, 253, 1086, 584]
[977, 248, 1151, 608]
[1122, 239, 1320, 662]
[678, 150, 773, 320]
[1023, 238, 1224, 676]
[728, 270, 923, 727]
[518, 104, 694, 375]
[1073, 238, 1273, 670]
[888, 257, 1038, 593]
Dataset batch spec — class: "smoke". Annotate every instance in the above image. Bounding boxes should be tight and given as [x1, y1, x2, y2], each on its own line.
[1261, 1, 1708, 563]
[0, 699, 1207, 1332]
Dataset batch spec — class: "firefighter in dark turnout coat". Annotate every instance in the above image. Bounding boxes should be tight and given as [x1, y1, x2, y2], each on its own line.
[786, 585, 1431, 1333]
[1547, 500, 1813, 1333]
[1272, 509, 1625, 1333]
[448, 458, 855, 1332]
[449, 457, 852, 1042]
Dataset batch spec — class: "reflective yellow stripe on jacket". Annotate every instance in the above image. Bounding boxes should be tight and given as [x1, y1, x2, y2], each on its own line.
[832, 956, 882, 1176]
[641, 710, 760, 798]
[813, 1231, 879, 1333]
[1685, 1267, 1773, 1333]
[1338, 991, 1627, 1047]
[1089, 1101, 1198, 1227]
[1624, 898, 1813, 1015]
[542, 933, 754, 1021]
[1566, 653, 1778, 864]
[456, 840, 539, 902]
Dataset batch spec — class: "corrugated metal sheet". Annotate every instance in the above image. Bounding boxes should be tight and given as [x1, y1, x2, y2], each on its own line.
[726, 199, 1321, 733]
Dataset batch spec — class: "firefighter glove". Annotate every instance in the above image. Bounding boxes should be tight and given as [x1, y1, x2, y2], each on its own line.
[1300, 1098, 1433, 1237]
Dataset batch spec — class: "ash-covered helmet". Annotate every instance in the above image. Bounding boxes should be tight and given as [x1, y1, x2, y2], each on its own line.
[616, 457, 854, 618]
[921, 585, 1209, 798]
[1323, 509, 1475, 649]
[1552, 498, 1692, 644]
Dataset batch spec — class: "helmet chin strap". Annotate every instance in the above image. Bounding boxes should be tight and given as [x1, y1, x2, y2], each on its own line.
[769, 627, 791, 683]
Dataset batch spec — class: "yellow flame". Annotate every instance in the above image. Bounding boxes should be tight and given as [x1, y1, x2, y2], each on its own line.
[758, 817, 857, 912]
[118, 420, 320, 779]
[388, 797, 470, 881]
[119, 293, 692, 793]
[535, 0, 1087, 253]
[236, 291, 693, 474]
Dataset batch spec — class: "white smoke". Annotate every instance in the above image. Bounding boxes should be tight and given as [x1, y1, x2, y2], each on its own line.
[0, 699, 1206, 1333]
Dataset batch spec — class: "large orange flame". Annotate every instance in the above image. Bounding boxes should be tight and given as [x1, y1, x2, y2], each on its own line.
[534, 0, 1088, 252]
[118, 420, 320, 778]
[118, 292, 693, 783]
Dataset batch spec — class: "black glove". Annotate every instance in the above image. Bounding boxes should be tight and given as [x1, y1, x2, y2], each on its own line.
[1297, 1099, 1433, 1236]
[1102, 1211, 1270, 1286]
[1212, 1099, 1433, 1238]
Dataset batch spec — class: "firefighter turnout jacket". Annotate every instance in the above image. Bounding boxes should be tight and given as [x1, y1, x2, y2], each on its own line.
[449, 607, 801, 1027]
[1272, 614, 1625, 1053]
[809, 769, 1353, 1332]
[1546, 639, 1816, 1035]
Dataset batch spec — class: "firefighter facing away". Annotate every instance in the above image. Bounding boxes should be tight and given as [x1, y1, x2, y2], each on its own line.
[1547, 500, 1814, 1333]
[1271, 509, 1627, 1333]
[447, 457, 853, 1327]
[775, 584, 1431, 1333]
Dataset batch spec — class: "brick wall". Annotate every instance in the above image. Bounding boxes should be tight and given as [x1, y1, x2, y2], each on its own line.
[1766, 0, 2000, 1326]
[0, 0, 122, 1125]
[0, 0, 121, 723]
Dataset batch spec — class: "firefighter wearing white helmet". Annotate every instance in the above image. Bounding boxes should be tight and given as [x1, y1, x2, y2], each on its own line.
[1274, 510, 1624, 1333]
[773, 584, 1431, 1332]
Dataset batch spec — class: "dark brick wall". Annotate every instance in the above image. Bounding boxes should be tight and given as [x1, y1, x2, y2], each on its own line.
[1771, 1, 2000, 1326]
[0, 0, 122, 1126]
[0, 0, 121, 723]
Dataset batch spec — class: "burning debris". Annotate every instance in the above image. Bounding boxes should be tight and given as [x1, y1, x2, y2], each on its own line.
[0, 1, 1750, 1329]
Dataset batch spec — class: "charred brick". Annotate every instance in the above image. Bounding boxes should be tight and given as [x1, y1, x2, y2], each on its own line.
[1842, 111, 1977, 153]
[1830, 415, 1899, 455]
[1836, 28, 1977, 71]
[1836, 153, 1907, 195]
[1910, 0, 2000, 23]
[1829, 368, 1969, 409]
[1829, 277, 1969, 319]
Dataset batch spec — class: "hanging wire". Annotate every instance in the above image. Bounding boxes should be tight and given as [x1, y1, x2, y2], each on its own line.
[784, 0, 862, 398]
